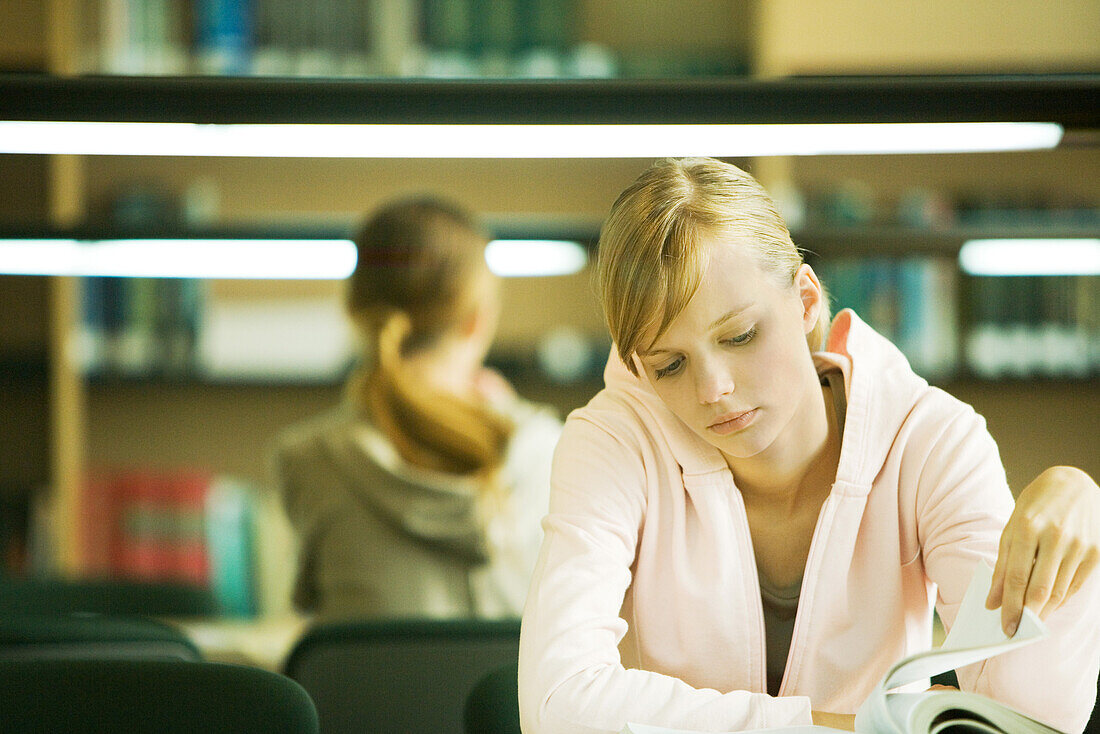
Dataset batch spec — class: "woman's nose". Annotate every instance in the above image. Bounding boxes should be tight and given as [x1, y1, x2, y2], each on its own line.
[696, 361, 734, 405]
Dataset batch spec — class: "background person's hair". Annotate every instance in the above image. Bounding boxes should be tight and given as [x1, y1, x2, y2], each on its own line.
[596, 157, 831, 376]
[346, 196, 513, 479]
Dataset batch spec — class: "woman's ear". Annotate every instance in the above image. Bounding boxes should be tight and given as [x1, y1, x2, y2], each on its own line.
[461, 273, 502, 344]
[459, 307, 480, 338]
[795, 264, 823, 335]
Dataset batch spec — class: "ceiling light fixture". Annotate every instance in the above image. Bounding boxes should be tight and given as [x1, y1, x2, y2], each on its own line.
[0, 120, 1064, 157]
[959, 239, 1100, 276]
[0, 237, 590, 279]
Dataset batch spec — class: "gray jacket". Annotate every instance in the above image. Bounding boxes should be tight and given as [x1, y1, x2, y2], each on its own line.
[272, 397, 561, 621]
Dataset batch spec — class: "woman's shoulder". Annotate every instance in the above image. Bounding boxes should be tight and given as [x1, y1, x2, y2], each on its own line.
[272, 404, 359, 464]
[900, 384, 993, 457]
[540, 389, 659, 522]
[552, 384, 685, 478]
[566, 385, 650, 437]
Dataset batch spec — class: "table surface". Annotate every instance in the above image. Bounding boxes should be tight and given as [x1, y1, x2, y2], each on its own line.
[164, 613, 312, 671]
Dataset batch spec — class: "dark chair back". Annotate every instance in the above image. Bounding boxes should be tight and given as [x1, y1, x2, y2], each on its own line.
[0, 612, 201, 661]
[1085, 681, 1099, 734]
[0, 658, 318, 733]
[0, 576, 219, 617]
[464, 661, 521, 734]
[283, 617, 520, 734]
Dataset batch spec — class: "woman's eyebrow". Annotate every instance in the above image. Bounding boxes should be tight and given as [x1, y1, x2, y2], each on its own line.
[638, 305, 753, 357]
[708, 305, 752, 331]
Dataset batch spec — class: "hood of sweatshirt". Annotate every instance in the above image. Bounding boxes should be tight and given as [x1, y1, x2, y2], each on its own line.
[277, 404, 492, 567]
[318, 408, 492, 563]
[276, 392, 559, 566]
[599, 309, 931, 495]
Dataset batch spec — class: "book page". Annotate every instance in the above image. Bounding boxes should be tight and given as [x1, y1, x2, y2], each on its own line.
[857, 562, 1051, 734]
[883, 561, 1048, 690]
[907, 690, 1064, 734]
[620, 724, 849, 734]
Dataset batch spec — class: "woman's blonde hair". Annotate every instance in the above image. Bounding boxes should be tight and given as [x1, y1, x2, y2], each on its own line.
[346, 196, 513, 478]
[596, 157, 830, 375]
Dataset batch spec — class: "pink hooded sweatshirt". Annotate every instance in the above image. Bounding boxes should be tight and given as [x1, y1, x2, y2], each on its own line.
[519, 310, 1100, 734]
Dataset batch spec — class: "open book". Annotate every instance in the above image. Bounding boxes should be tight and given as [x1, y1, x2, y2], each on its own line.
[622, 561, 1062, 734]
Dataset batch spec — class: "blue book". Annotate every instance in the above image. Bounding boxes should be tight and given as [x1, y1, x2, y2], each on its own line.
[194, 0, 253, 74]
[100, 276, 129, 375]
[896, 258, 931, 375]
[818, 257, 865, 321]
[896, 257, 958, 381]
[863, 258, 899, 344]
[205, 477, 256, 617]
[79, 277, 108, 376]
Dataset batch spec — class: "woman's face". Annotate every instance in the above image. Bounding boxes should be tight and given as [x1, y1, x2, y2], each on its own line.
[461, 261, 502, 362]
[636, 237, 824, 464]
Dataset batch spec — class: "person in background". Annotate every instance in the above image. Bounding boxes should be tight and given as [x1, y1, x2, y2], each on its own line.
[274, 196, 562, 621]
[518, 158, 1100, 733]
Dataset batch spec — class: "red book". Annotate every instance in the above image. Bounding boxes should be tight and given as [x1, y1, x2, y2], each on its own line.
[85, 466, 213, 586]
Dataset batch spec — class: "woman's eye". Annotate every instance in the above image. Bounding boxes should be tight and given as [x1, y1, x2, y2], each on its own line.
[655, 357, 684, 379]
[724, 326, 758, 346]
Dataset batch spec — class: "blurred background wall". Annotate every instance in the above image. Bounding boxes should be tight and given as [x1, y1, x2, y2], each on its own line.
[0, 0, 1096, 616]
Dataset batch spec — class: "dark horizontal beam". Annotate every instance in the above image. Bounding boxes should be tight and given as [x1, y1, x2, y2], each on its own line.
[1, 73, 1097, 127]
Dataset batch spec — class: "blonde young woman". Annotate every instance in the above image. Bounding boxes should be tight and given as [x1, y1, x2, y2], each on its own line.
[274, 196, 561, 621]
[518, 158, 1100, 733]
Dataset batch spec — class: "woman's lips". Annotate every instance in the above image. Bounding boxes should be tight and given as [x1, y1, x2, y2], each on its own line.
[708, 409, 757, 435]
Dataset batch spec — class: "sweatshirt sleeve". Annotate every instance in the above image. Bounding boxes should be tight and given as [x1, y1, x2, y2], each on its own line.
[914, 399, 1100, 733]
[518, 412, 813, 734]
[270, 434, 326, 613]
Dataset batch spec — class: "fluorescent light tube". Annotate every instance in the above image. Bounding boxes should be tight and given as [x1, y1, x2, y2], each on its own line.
[485, 239, 587, 277]
[959, 239, 1100, 276]
[0, 237, 588, 278]
[0, 239, 358, 279]
[0, 121, 1063, 157]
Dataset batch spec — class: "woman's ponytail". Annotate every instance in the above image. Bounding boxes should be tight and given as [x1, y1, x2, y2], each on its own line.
[357, 309, 513, 479]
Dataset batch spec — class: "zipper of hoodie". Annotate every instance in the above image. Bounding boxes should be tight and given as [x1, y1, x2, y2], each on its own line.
[776, 489, 839, 697]
[779, 370, 850, 697]
[728, 481, 770, 695]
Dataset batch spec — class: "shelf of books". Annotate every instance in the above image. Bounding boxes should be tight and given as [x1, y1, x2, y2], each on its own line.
[78, 275, 357, 386]
[67, 223, 1100, 387]
[79, 465, 258, 617]
[812, 256, 1099, 383]
[83, 0, 750, 79]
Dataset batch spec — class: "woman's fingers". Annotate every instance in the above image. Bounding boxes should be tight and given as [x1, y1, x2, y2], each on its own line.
[1024, 536, 1067, 621]
[986, 521, 1015, 611]
[997, 520, 1056, 636]
[1066, 548, 1100, 600]
[1039, 540, 1085, 619]
[987, 467, 1100, 633]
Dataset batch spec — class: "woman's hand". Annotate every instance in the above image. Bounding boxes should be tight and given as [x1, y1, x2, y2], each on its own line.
[812, 711, 856, 731]
[986, 466, 1100, 636]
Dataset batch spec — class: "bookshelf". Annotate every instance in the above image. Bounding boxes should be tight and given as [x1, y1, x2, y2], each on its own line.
[0, 0, 1097, 591]
[0, 0, 84, 574]
[72, 0, 753, 79]
[19, 215, 1094, 492]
